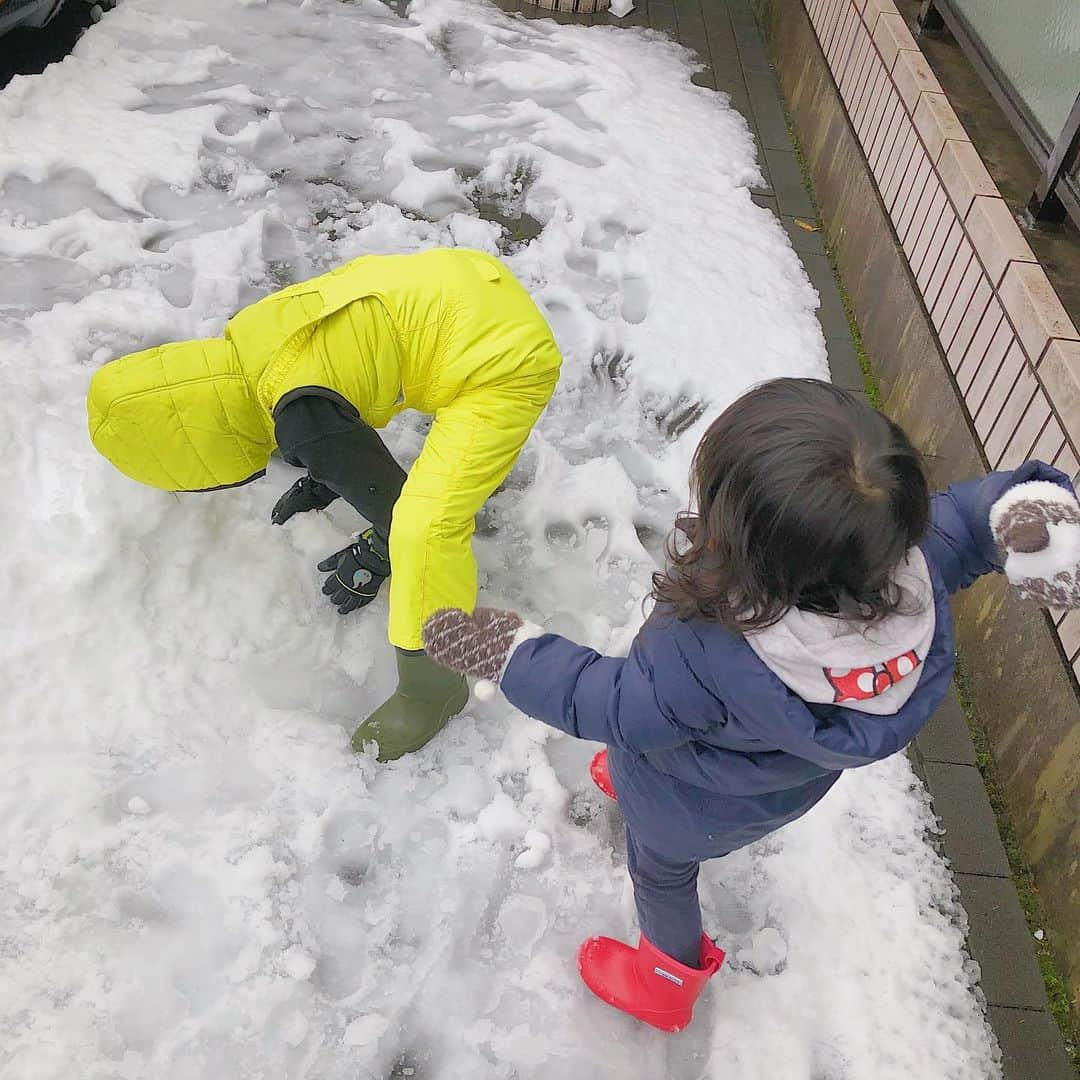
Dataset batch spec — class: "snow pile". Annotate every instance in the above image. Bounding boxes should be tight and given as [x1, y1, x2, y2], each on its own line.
[0, 1, 999, 1078]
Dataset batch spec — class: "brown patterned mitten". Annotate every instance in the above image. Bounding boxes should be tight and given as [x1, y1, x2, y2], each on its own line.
[990, 481, 1080, 608]
[422, 608, 542, 700]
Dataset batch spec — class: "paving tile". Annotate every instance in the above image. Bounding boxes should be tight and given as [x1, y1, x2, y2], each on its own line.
[691, 66, 718, 91]
[891, 47, 942, 112]
[914, 689, 978, 766]
[762, 146, 815, 218]
[751, 148, 772, 193]
[956, 873, 1049, 1009]
[781, 214, 826, 255]
[988, 1007, 1075, 1080]
[648, 0, 679, 37]
[826, 337, 863, 390]
[732, 18, 771, 70]
[999, 261, 1080, 363]
[725, 0, 756, 25]
[750, 191, 779, 214]
[597, 4, 648, 27]
[702, 0, 738, 59]
[712, 49, 749, 95]
[801, 252, 849, 338]
[674, 0, 709, 57]
[745, 69, 793, 152]
[923, 762, 1010, 876]
[913, 91, 968, 164]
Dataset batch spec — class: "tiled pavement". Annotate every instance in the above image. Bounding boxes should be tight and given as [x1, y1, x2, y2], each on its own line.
[490, 0, 1075, 1075]
[496, 0, 868, 397]
[911, 691, 1073, 1080]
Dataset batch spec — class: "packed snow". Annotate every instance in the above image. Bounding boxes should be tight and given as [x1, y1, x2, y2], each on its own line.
[0, 1, 1001, 1077]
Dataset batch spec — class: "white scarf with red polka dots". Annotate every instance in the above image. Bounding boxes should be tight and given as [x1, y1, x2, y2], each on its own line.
[744, 548, 936, 716]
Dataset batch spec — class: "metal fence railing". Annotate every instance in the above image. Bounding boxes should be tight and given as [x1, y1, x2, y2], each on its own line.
[918, 0, 1080, 227]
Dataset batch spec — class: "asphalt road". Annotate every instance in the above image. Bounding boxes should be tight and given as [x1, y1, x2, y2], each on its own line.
[0, 1, 97, 89]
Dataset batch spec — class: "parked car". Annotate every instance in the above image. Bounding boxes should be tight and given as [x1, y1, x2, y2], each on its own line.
[0, 0, 68, 39]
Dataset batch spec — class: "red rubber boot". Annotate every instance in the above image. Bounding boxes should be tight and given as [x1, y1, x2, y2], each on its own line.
[577, 933, 725, 1032]
[589, 748, 617, 801]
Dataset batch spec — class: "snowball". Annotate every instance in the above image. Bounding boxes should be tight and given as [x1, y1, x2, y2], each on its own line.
[281, 947, 316, 980]
[343, 1014, 389, 1047]
[476, 792, 528, 842]
[282, 1012, 309, 1048]
[513, 830, 551, 869]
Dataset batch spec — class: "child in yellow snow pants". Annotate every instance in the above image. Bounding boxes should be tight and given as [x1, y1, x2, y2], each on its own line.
[87, 248, 562, 759]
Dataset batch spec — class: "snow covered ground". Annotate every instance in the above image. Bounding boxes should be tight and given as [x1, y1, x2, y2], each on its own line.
[1, 1, 1001, 1077]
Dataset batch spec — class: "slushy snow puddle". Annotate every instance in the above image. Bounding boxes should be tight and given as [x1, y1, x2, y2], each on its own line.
[0, 0, 1001, 1076]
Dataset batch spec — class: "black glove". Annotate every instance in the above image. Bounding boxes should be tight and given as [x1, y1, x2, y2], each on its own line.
[271, 475, 339, 525]
[318, 528, 390, 614]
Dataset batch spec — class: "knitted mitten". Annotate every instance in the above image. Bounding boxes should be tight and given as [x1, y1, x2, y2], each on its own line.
[422, 608, 541, 699]
[990, 481, 1080, 607]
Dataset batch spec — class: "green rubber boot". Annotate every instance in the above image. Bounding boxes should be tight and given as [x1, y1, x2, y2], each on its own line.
[352, 650, 469, 762]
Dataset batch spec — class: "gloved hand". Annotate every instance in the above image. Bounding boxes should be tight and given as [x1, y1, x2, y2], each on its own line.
[991, 481, 1080, 607]
[271, 475, 339, 525]
[422, 607, 540, 688]
[318, 529, 390, 614]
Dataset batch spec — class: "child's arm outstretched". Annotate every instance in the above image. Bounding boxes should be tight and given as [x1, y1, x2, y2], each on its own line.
[422, 609, 700, 752]
[925, 460, 1076, 595]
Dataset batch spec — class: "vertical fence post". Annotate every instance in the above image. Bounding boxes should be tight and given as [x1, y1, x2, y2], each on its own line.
[917, 0, 945, 31]
[1029, 93, 1080, 223]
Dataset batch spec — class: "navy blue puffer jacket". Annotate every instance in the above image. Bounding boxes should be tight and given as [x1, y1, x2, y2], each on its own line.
[501, 463, 1070, 861]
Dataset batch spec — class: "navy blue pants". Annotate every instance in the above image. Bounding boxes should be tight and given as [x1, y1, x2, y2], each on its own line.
[625, 826, 703, 968]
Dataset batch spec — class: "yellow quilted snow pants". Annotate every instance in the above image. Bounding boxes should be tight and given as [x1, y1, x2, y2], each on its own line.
[387, 369, 559, 651]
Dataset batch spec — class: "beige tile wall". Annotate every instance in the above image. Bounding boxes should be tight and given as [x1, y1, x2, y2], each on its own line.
[803, 0, 1080, 673]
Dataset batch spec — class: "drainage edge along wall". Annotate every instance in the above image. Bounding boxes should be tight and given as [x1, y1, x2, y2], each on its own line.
[759, 0, 1080, 1022]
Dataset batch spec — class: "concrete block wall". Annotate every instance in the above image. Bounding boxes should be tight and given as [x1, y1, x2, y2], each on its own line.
[804, 0, 1080, 672]
[762, 0, 1080, 1048]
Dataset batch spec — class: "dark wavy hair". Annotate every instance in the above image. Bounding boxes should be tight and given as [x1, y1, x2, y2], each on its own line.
[651, 378, 930, 631]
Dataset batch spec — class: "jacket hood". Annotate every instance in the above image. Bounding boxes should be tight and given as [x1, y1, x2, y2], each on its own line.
[87, 339, 274, 491]
[744, 547, 936, 716]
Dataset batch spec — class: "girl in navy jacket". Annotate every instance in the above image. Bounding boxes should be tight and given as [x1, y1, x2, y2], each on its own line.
[422, 378, 1080, 1032]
